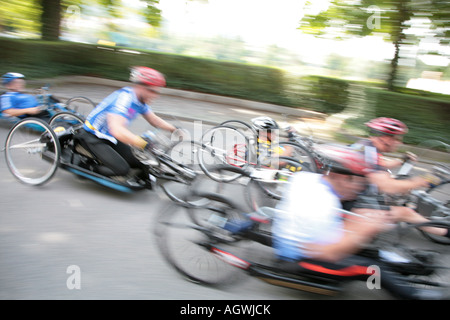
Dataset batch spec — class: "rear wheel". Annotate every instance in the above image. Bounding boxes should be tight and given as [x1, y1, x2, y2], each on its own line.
[199, 125, 252, 182]
[5, 118, 60, 186]
[49, 112, 84, 129]
[66, 96, 96, 119]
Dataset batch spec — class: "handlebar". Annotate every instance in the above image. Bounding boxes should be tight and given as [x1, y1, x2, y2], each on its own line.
[411, 189, 450, 218]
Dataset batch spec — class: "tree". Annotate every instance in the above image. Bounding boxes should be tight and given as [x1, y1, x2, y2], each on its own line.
[40, 0, 163, 41]
[299, 0, 449, 90]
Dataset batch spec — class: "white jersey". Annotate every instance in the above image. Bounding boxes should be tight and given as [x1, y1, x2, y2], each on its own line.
[272, 172, 345, 261]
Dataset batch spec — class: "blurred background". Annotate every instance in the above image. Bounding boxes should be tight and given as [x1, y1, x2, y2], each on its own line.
[0, 0, 449, 144]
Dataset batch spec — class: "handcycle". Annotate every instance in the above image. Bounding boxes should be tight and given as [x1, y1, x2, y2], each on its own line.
[155, 186, 450, 300]
[218, 118, 322, 173]
[3, 114, 203, 200]
[0, 84, 95, 126]
[197, 123, 314, 208]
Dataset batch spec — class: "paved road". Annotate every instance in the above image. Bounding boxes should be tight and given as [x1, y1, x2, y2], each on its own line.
[0, 82, 449, 302]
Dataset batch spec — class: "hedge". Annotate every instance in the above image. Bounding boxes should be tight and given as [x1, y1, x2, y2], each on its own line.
[0, 38, 289, 106]
[1, 38, 449, 145]
[344, 87, 450, 145]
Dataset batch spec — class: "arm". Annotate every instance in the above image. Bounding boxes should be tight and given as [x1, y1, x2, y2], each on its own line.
[379, 156, 403, 169]
[303, 214, 388, 263]
[107, 113, 148, 149]
[142, 112, 177, 133]
[3, 107, 42, 117]
[366, 170, 429, 194]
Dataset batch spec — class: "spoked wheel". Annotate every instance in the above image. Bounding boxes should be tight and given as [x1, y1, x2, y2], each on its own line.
[277, 141, 318, 173]
[199, 125, 253, 182]
[249, 156, 304, 204]
[49, 112, 84, 129]
[65, 96, 96, 119]
[418, 181, 450, 244]
[4, 118, 60, 186]
[219, 120, 257, 143]
[155, 199, 250, 287]
[160, 140, 210, 207]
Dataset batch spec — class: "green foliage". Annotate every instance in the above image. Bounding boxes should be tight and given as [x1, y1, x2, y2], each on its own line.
[346, 87, 450, 145]
[0, 38, 288, 105]
[1, 38, 448, 146]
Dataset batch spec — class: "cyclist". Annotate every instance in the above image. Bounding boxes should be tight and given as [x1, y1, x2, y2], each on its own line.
[250, 116, 293, 165]
[76, 66, 179, 178]
[272, 144, 447, 299]
[348, 117, 449, 238]
[0, 72, 50, 120]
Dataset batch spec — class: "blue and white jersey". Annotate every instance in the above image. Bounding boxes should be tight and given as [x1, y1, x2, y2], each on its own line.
[0, 92, 39, 117]
[84, 87, 152, 144]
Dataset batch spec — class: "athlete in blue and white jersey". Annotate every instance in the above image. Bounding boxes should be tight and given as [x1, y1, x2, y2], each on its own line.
[76, 66, 179, 177]
[84, 86, 152, 144]
[1, 72, 46, 119]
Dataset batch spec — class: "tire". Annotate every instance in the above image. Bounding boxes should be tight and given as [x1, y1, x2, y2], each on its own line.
[198, 125, 253, 182]
[278, 141, 318, 173]
[159, 140, 210, 207]
[66, 96, 96, 119]
[154, 198, 248, 287]
[5, 118, 60, 186]
[49, 111, 84, 129]
[252, 156, 305, 201]
[419, 182, 450, 244]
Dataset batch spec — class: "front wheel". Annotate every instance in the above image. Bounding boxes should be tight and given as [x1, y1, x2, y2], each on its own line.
[5, 118, 60, 186]
[154, 195, 249, 287]
[159, 140, 209, 206]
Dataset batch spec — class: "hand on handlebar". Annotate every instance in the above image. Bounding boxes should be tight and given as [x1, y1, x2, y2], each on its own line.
[403, 151, 418, 162]
[420, 172, 443, 188]
[27, 106, 46, 115]
[172, 127, 190, 141]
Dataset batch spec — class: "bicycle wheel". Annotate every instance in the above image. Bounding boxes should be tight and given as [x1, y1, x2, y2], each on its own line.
[5, 118, 60, 186]
[66, 96, 96, 119]
[49, 112, 84, 129]
[155, 200, 248, 287]
[160, 140, 209, 206]
[199, 125, 253, 182]
[255, 156, 304, 198]
[220, 120, 257, 142]
[419, 181, 450, 244]
[278, 141, 318, 173]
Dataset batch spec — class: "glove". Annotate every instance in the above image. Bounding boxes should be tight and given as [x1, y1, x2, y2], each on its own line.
[135, 135, 154, 151]
[420, 172, 442, 188]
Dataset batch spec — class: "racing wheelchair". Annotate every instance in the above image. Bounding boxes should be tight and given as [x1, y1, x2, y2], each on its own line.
[155, 165, 450, 300]
[3, 114, 202, 200]
[0, 84, 95, 126]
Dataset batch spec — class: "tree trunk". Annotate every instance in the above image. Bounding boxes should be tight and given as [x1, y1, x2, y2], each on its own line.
[40, 0, 62, 41]
[388, 40, 401, 91]
[387, 0, 409, 91]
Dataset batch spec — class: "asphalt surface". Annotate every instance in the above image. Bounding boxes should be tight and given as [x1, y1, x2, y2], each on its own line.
[0, 78, 449, 302]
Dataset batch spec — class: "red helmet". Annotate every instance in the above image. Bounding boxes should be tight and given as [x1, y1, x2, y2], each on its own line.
[130, 66, 166, 87]
[365, 117, 408, 135]
[316, 144, 372, 176]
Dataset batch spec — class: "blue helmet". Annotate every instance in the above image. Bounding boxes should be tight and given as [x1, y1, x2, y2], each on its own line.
[2, 72, 25, 85]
